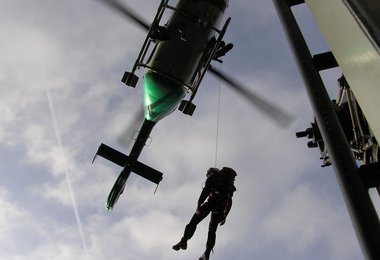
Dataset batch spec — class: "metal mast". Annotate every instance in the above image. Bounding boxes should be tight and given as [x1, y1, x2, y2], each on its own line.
[272, 0, 380, 259]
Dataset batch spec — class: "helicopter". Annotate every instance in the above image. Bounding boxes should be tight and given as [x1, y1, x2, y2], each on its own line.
[92, 0, 293, 211]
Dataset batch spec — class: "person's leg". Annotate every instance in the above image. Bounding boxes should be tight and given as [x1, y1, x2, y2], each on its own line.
[173, 203, 211, 251]
[199, 212, 224, 259]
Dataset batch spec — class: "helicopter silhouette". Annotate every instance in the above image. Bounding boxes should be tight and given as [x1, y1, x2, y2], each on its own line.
[93, 0, 293, 211]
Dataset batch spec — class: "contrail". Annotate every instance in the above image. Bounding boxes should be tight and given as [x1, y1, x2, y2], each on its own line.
[42, 67, 89, 256]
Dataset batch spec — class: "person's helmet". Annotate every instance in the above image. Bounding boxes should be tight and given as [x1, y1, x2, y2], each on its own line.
[220, 167, 237, 180]
[206, 167, 220, 177]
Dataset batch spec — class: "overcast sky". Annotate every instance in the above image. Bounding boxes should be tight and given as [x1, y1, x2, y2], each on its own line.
[1, 0, 379, 259]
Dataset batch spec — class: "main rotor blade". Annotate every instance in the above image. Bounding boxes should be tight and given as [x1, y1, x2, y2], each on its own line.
[98, 0, 150, 31]
[209, 67, 295, 128]
[98, 0, 294, 127]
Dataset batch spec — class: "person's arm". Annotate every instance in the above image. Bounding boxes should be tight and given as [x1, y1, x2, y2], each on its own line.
[196, 183, 211, 213]
[224, 197, 232, 216]
[224, 184, 236, 218]
[220, 197, 232, 225]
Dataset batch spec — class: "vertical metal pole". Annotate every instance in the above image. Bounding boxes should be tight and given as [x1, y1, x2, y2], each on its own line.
[272, 0, 380, 259]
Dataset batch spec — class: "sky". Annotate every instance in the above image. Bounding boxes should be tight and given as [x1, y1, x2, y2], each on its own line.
[1, 0, 379, 259]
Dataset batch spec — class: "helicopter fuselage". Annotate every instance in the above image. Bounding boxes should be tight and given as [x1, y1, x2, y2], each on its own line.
[141, 0, 229, 122]
[96, 0, 230, 210]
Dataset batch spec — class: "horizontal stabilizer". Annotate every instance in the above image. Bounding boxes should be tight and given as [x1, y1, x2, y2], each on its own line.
[94, 143, 127, 166]
[94, 143, 163, 185]
[132, 160, 163, 184]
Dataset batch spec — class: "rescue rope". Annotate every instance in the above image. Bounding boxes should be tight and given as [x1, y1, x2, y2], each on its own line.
[214, 69, 222, 167]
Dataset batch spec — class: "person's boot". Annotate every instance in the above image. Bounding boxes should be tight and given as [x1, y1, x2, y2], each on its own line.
[172, 237, 187, 251]
[199, 249, 211, 260]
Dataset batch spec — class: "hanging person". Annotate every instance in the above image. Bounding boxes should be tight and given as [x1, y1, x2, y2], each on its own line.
[172, 167, 237, 260]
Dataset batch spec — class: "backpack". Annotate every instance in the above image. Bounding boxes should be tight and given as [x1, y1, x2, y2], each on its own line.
[205, 168, 236, 198]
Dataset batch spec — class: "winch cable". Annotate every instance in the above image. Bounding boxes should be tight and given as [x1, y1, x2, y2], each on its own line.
[214, 68, 223, 168]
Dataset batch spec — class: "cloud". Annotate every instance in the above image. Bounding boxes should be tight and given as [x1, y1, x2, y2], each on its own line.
[0, 0, 368, 259]
[0, 187, 46, 257]
[0, 188, 29, 241]
[260, 184, 348, 251]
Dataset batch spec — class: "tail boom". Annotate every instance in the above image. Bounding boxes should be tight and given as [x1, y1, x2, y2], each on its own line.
[93, 119, 163, 210]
